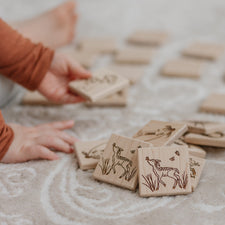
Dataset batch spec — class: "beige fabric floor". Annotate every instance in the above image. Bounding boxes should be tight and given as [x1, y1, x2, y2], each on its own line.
[1, 0, 225, 224]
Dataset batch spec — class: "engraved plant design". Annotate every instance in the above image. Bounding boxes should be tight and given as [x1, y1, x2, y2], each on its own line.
[99, 157, 111, 175]
[81, 74, 118, 91]
[135, 125, 176, 142]
[82, 142, 106, 160]
[98, 143, 138, 182]
[189, 158, 200, 178]
[142, 174, 157, 192]
[142, 153, 188, 192]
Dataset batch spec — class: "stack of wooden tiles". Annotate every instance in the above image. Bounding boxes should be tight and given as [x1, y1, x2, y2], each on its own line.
[74, 120, 208, 197]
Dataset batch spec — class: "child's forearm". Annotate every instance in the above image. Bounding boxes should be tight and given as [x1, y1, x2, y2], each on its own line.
[0, 19, 54, 90]
[0, 111, 14, 160]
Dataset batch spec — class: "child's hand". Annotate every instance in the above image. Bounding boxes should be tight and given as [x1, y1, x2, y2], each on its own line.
[1, 120, 77, 163]
[38, 53, 91, 104]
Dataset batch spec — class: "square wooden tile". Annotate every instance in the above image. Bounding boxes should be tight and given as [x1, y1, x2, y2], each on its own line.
[184, 132, 225, 148]
[172, 138, 206, 158]
[200, 93, 225, 115]
[189, 155, 205, 191]
[161, 58, 205, 79]
[182, 42, 225, 60]
[78, 37, 117, 54]
[127, 30, 169, 46]
[74, 139, 107, 170]
[85, 88, 128, 107]
[21, 91, 60, 106]
[106, 64, 145, 84]
[69, 69, 129, 102]
[115, 46, 156, 64]
[64, 50, 98, 69]
[93, 134, 151, 190]
[188, 146, 206, 159]
[138, 146, 192, 197]
[133, 120, 188, 146]
[181, 120, 225, 134]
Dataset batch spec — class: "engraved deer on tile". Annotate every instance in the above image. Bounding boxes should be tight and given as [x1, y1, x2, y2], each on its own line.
[106, 143, 136, 181]
[145, 157, 183, 190]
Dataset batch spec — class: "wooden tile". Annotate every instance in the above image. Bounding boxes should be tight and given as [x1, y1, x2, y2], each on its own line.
[74, 139, 107, 170]
[106, 64, 145, 85]
[184, 132, 225, 148]
[189, 155, 205, 191]
[69, 69, 129, 102]
[115, 46, 156, 64]
[93, 134, 151, 190]
[133, 120, 188, 146]
[182, 42, 225, 60]
[181, 120, 225, 134]
[127, 30, 169, 46]
[172, 138, 207, 158]
[64, 50, 98, 69]
[200, 93, 225, 115]
[188, 147, 206, 159]
[138, 146, 192, 197]
[161, 58, 205, 79]
[78, 37, 117, 54]
[21, 91, 60, 106]
[85, 88, 128, 107]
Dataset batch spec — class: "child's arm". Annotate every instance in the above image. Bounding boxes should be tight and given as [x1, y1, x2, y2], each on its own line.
[0, 18, 53, 90]
[0, 18, 91, 103]
[0, 19, 91, 163]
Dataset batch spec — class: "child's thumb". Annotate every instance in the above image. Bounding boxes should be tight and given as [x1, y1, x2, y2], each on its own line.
[68, 59, 92, 79]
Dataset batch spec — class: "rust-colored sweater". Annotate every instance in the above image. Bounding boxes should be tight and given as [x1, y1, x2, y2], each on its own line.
[0, 19, 54, 160]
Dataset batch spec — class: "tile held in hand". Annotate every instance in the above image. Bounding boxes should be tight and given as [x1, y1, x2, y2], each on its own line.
[69, 69, 129, 102]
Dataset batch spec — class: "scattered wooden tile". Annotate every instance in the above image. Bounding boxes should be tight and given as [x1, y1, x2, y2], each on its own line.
[172, 138, 207, 158]
[78, 37, 117, 54]
[64, 50, 98, 69]
[133, 120, 188, 146]
[161, 58, 205, 79]
[182, 42, 225, 60]
[189, 155, 205, 191]
[93, 134, 151, 190]
[115, 46, 156, 64]
[69, 69, 129, 102]
[200, 93, 225, 115]
[106, 64, 145, 85]
[138, 146, 192, 197]
[21, 91, 60, 106]
[85, 88, 128, 107]
[188, 146, 206, 159]
[74, 139, 107, 170]
[127, 30, 169, 46]
[181, 120, 225, 134]
[184, 132, 225, 148]
[180, 120, 210, 134]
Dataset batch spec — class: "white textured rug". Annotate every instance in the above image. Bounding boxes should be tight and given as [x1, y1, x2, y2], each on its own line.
[1, 0, 225, 224]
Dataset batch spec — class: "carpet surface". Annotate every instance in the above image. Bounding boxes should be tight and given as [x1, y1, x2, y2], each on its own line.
[0, 0, 225, 224]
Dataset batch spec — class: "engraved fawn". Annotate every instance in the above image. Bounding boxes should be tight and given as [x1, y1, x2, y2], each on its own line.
[106, 143, 134, 180]
[145, 157, 183, 190]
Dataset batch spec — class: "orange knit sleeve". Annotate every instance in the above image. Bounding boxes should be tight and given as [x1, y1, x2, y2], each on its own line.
[0, 18, 54, 90]
[0, 111, 14, 161]
[0, 18, 54, 161]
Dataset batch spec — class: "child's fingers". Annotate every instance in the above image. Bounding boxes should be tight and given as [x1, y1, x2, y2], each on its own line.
[58, 93, 85, 104]
[68, 59, 92, 79]
[37, 136, 72, 153]
[41, 129, 77, 145]
[30, 145, 59, 161]
[36, 120, 75, 130]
